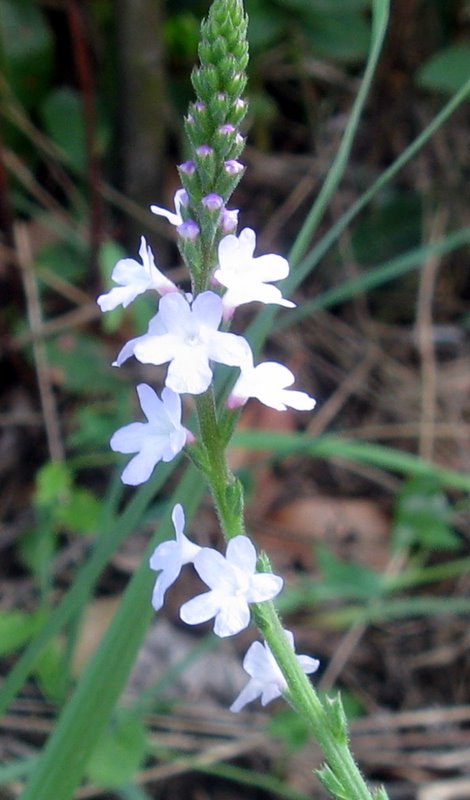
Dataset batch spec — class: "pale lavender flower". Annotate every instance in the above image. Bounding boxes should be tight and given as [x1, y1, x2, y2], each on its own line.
[150, 503, 201, 611]
[110, 384, 189, 485]
[228, 361, 316, 412]
[150, 189, 188, 226]
[180, 536, 283, 637]
[115, 291, 252, 395]
[97, 236, 177, 312]
[214, 227, 295, 316]
[230, 630, 320, 712]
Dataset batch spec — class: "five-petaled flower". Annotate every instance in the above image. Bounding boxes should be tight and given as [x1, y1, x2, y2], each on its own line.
[97, 236, 177, 312]
[228, 360, 316, 412]
[110, 384, 190, 485]
[180, 536, 283, 637]
[214, 228, 295, 318]
[149, 503, 201, 611]
[115, 290, 251, 395]
[230, 630, 320, 712]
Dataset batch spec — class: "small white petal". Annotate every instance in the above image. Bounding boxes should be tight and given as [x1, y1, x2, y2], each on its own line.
[246, 573, 284, 603]
[150, 503, 200, 611]
[213, 597, 250, 637]
[225, 536, 257, 573]
[180, 590, 222, 625]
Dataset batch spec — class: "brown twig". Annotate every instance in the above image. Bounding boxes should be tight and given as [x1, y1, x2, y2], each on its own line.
[14, 223, 64, 463]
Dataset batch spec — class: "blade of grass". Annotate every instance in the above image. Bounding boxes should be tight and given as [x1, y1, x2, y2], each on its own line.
[232, 431, 470, 492]
[288, 0, 390, 267]
[249, 74, 470, 352]
[283, 226, 470, 327]
[20, 465, 205, 800]
[0, 459, 177, 717]
[318, 596, 470, 627]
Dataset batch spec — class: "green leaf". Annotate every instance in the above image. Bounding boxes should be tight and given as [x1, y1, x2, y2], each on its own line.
[417, 44, 470, 95]
[304, 11, 371, 63]
[33, 639, 68, 704]
[55, 487, 101, 536]
[0, 0, 53, 110]
[86, 713, 147, 789]
[316, 545, 383, 600]
[393, 477, 461, 551]
[0, 610, 43, 656]
[40, 88, 86, 172]
[35, 461, 71, 508]
[268, 708, 311, 752]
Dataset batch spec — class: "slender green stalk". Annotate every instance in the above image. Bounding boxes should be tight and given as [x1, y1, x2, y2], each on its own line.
[194, 404, 384, 800]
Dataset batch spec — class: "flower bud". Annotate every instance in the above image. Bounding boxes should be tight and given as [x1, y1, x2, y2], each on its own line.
[224, 159, 244, 175]
[177, 220, 200, 241]
[202, 193, 224, 212]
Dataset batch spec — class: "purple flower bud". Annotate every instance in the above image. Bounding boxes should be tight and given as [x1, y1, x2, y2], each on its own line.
[179, 160, 196, 176]
[235, 133, 244, 145]
[196, 145, 214, 157]
[217, 92, 226, 102]
[220, 208, 239, 233]
[194, 101, 206, 112]
[219, 123, 235, 134]
[224, 160, 244, 176]
[235, 98, 246, 109]
[177, 220, 200, 241]
[202, 193, 224, 212]
[186, 114, 194, 125]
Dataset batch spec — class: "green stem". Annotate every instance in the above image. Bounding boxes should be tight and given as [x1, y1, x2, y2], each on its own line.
[252, 600, 379, 800]
[195, 390, 245, 539]
[199, 455, 385, 798]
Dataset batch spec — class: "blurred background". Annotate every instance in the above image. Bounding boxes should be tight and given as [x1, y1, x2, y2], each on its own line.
[1, 1, 470, 799]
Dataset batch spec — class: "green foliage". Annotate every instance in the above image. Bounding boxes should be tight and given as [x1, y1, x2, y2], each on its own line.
[392, 476, 461, 552]
[0, 609, 44, 657]
[268, 708, 311, 752]
[0, 0, 53, 110]
[417, 44, 470, 95]
[86, 711, 148, 789]
[316, 545, 384, 600]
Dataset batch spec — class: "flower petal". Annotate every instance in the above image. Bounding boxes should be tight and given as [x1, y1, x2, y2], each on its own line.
[213, 596, 250, 637]
[246, 573, 283, 603]
[225, 535, 257, 573]
[180, 590, 221, 625]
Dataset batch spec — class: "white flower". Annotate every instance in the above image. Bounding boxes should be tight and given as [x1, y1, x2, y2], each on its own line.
[116, 290, 252, 395]
[230, 630, 320, 712]
[150, 189, 188, 226]
[180, 536, 283, 637]
[110, 384, 189, 485]
[97, 236, 177, 312]
[228, 360, 316, 412]
[149, 503, 201, 611]
[214, 228, 296, 316]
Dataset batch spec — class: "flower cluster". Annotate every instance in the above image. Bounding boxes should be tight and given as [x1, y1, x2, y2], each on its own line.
[98, 220, 315, 484]
[148, 504, 319, 711]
